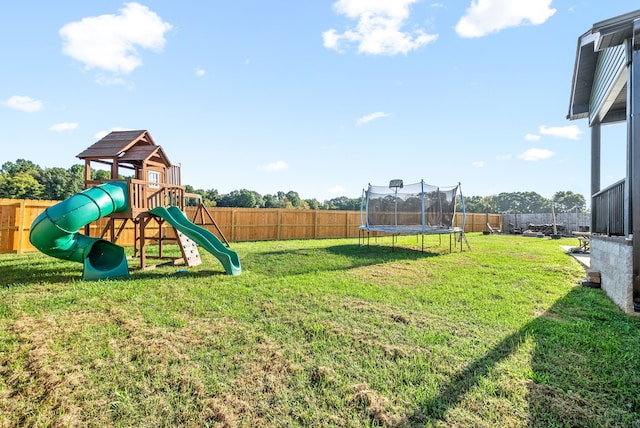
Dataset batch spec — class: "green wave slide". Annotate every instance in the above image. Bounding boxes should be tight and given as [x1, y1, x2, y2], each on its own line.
[149, 206, 241, 276]
[29, 182, 130, 281]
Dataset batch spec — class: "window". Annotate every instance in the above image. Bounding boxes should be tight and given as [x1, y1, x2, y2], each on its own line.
[148, 170, 160, 188]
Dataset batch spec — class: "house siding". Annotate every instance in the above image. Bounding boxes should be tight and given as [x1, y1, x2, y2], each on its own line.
[589, 44, 626, 123]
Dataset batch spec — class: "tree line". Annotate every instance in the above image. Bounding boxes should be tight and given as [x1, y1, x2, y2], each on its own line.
[0, 159, 586, 213]
[463, 191, 587, 214]
[0, 159, 361, 210]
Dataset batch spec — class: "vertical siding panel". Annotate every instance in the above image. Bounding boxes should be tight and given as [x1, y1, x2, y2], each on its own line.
[590, 44, 626, 122]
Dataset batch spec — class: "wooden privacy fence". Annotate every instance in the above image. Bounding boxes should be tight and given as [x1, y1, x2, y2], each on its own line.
[0, 198, 501, 254]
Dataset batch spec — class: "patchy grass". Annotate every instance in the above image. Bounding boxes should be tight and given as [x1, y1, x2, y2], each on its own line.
[1, 233, 639, 427]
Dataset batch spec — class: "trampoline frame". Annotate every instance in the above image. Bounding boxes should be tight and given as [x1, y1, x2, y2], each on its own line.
[358, 180, 469, 252]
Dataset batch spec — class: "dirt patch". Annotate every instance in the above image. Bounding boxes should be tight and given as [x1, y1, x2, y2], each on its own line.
[348, 262, 434, 288]
[310, 365, 336, 386]
[339, 298, 413, 326]
[2, 313, 98, 427]
[352, 383, 408, 427]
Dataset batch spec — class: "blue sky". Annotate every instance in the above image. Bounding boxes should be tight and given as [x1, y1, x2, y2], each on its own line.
[1, 1, 638, 202]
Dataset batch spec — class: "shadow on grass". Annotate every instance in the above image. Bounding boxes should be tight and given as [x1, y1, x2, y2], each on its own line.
[410, 286, 640, 426]
[0, 255, 230, 288]
[241, 243, 443, 277]
[129, 268, 227, 281]
[0, 259, 81, 288]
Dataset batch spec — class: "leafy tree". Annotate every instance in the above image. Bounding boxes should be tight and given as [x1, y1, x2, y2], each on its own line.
[1, 159, 42, 179]
[203, 189, 221, 206]
[0, 171, 43, 199]
[493, 191, 550, 214]
[40, 167, 71, 200]
[462, 195, 499, 213]
[218, 189, 261, 208]
[264, 191, 304, 208]
[263, 194, 284, 208]
[552, 191, 587, 213]
[324, 196, 361, 211]
[67, 164, 85, 192]
[305, 198, 320, 210]
[39, 165, 85, 200]
[91, 169, 111, 181]
[285, 191, 302, 208]
[462, 195, 484, 213]
[185, 187, 220, 206]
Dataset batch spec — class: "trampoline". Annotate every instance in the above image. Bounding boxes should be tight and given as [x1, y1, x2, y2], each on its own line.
[359, 180, 469, 251]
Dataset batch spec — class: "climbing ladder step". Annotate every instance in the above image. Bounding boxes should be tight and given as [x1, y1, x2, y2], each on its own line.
[176, 229, 202, 267]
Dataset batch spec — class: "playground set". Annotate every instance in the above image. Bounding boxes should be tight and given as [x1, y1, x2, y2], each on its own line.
[29, 130, 241, 280]
[359, 179, 469, 252]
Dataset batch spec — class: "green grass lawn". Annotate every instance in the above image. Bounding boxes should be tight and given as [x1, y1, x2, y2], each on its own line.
[1, 233, 639, 427]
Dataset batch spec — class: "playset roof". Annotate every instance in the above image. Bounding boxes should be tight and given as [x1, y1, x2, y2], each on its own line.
[76, 130, 172, 166]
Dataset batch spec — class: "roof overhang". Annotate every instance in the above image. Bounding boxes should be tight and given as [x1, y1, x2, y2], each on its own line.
[568, 9, 640, 122]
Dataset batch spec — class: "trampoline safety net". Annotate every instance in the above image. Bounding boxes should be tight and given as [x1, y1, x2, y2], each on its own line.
[360, 181, 464, 233]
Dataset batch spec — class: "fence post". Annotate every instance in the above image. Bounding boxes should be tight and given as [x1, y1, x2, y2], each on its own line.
[277, 211, 281, 240]
[314, 210, 318, 239]
[346, 211, 350, 238]
[17, 200, 26, 254]
[231, 209, 236, 242]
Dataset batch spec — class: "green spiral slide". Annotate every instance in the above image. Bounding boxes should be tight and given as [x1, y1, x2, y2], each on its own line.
[29, 182, 130, 280]
[149, 206, 241, 276]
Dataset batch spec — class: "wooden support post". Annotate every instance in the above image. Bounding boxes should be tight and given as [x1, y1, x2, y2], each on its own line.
[139, 215, 154, 270]
[133, 218, 140, 257]
[157, 217, 164, 258]
[114, 219, 128, 243]
[191, 200, 230, 246]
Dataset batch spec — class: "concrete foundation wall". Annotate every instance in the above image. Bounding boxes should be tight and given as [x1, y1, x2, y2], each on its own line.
[591, 236, 634, 313]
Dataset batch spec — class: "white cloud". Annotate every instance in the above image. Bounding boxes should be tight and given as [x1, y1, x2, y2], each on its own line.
[518, 147, 555, 161]
[59, 2, 173, 74]
[356, 111, 390, 126]
[539, 124, 583, 140]
[262, 161, 288, 172]
[50, 122, 79, 132]
[525, 133, 541, 141]
[472, 161, 485, 168]
[3, 95, 43, 112]
[456, 0, 556, 38]
[323, 0, 438, 55]
[195, 68, 206, 77]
